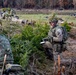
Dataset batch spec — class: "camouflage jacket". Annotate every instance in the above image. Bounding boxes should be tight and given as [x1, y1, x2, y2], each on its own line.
[0, 35, 13, 65]
[48, 26, 63, 42]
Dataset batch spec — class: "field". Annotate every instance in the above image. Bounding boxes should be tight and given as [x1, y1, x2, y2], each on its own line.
[13, 13, 76, 74]
[17, 12, 76, 75]
[17, 13, 76, 24]
[0, 10, 76, 75]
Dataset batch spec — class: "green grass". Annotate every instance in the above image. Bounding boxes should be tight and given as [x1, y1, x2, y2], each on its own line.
[57, 15, 76, 24]
[18, 14, 51, 22]
[18, 14, 76, 25]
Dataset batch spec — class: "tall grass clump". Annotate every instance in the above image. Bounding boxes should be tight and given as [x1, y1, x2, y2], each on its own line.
[62, 21, 71, 32]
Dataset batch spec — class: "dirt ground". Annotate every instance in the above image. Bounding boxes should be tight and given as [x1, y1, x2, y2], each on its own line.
[56, 27, 76, 75]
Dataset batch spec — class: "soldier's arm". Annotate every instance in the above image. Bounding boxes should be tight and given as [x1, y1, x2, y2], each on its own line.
[53, 29, 63, 42]
[42, 29, 52, 42]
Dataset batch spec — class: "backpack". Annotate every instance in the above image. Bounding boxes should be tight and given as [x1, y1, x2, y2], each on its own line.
[52, 26, 68, 42]
[60, 26, 68, 41]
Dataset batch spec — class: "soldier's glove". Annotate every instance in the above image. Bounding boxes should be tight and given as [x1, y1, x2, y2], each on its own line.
[40, 38, 48, 45]
[40, 41, 52, 49]
[42, 38, 48, 41]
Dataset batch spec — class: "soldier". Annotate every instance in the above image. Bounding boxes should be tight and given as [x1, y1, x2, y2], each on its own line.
[0, 35, 24, 75]
[10, 9, 16, 16]
[41, 18, 68, 60]
[48, 18, 63, 52]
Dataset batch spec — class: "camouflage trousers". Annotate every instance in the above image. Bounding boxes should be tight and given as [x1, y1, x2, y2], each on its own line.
[42, 41, 66, 60]
[42, 41, 64, 53]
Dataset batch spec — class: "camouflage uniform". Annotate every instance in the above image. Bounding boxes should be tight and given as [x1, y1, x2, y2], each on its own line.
[41, 18, 64, 61]
[48, 25, 63, 52]
[0, 35, 24, 75]
[0, 35, 13, 65]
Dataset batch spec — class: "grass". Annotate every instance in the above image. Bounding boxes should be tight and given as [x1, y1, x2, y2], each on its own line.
[1, 13, 76, 34]
[57, 15, 76, 24]
[18, 13, 76, 25]
[1, 13, 76, 33]
[18, 14, 51, 22]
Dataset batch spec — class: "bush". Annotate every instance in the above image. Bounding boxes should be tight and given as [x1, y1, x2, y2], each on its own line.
[62, 21, 71, 32]
[10, 23, 50, 67]
[2, 8, 11, 13]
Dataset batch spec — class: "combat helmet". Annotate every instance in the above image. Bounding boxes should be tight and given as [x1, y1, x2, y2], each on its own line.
[49, 18, 58, 24]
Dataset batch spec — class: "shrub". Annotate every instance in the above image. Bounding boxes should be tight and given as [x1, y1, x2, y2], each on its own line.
[10, 23, 50, 67]
[62, 21, 71, 32]
[2, 8, 11, 12]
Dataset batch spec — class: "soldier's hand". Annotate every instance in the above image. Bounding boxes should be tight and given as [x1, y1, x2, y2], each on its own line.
[42, 38, 48, 41]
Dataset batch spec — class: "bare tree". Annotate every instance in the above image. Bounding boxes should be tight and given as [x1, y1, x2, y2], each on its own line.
[3, 0, 8, 7]
[0, 0, 74, 9]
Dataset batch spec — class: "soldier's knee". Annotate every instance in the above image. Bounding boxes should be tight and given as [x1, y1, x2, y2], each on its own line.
[44, 41, 52, 49]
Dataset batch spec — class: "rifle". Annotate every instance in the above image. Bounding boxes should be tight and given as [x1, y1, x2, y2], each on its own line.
[1, 54, 7, 75]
